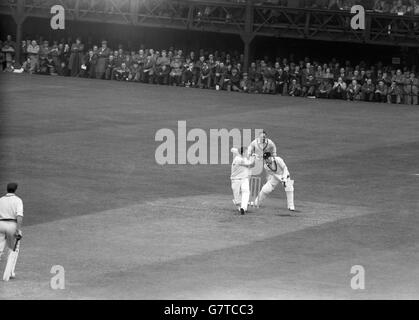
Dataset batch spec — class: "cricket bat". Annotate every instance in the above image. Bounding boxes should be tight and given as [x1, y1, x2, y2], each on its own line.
[3, 236, 21, 281]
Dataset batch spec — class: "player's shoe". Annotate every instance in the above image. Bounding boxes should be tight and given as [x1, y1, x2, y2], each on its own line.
[288, 205, 295, 212]
[240, 208, 245, 215]
[232, 200, 241, 212]
[10, 272, 16, 279]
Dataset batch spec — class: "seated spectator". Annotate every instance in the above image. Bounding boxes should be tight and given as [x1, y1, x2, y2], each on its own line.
[322, 67, 334, 81]
[169, 56, 183, 86]
[361, 78, 376, 101]
[331, 77, 347, 99]
[213, 61, 225, 90]
[230, 68, 242, 92]
[316, 79, 332, 98]
[374, 80, 388, 102]
[114, 62, 130, 81]
[182, 61, 194, 87]
[142, 55, 155, 84]
[302, 74, 318, 97]
[198, 62, 212, 89]
[262, 66, 276, 94]
[387, 80, 402, 103]
[288, 79, 302, 97]
[252, 73, 264, 94]
[156, 64, 170, 85]
[129, 61, 141, 82]
[276, 67, 288, 95]
[21, 57, 32, 73]
[392, 69, 405, 95]
[240, 73, 251, 93]
[404, 72, 418, 105]
[346, 79, 362, 101]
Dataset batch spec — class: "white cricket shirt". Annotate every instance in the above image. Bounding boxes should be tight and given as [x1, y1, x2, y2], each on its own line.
[0, 193, 24, 220]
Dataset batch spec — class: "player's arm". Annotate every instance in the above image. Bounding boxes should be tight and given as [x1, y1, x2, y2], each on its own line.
[246, 140, 255, 157]
[270, 140, 277, 157]
[238, 156, 255, 167]
[16, 199, 23, 237]
[276, 157, 290, 180]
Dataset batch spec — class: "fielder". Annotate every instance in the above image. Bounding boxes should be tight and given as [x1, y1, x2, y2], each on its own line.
[254, 152, 295, 212]
[231, 147, 255, 215]
[0, 182, 23, 280]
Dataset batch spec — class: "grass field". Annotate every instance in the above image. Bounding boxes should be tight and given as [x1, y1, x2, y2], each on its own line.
[0, 73, 418, 299]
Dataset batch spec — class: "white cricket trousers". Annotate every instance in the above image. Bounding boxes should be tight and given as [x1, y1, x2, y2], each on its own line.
[231, 177, 250, 211]
[0, 221, 16, 261]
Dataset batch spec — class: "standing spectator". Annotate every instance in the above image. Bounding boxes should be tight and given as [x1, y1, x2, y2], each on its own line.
[404, 73, 418, 105]
[392, 69, 405, 100]
[2, 35, 16, 71]
[198, 62, 212, 89]
[96, 40, 111, 79]
[143, 55, 155, 83]
[69, 37, 84, 77]
[105, 55, 116, 80]
[81, 49, 97, 78]
[38, 40, 50, 74]
[49, 41, 61, 74]
[21, 40, 27, 64]
[60, 43, 71, 76]
[213, 61, 225, 90]
[26, 40, 40, 74]
[194, 56, 206, 87]
[387, 80, 403, 103]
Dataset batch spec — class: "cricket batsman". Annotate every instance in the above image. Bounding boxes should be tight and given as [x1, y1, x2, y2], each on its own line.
[231, 147, 255, 215]
[254, 152, 295, 212]
[0, 182, 23, 280]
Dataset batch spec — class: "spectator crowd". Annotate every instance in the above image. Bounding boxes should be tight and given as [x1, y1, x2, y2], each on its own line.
[1, 35, 418, 105]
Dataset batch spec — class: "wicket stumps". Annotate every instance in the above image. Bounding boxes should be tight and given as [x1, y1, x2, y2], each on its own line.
[249, 176, 261, 208]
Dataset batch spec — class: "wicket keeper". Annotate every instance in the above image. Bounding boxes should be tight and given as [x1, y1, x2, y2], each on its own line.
[255, 152, 295, 212]
[247, 130, 277, 159]
[230, 147, 255, 215]
[0, 182, 23, 279]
